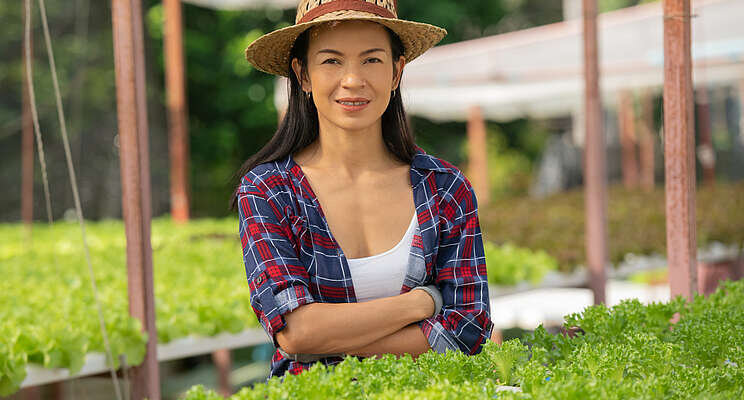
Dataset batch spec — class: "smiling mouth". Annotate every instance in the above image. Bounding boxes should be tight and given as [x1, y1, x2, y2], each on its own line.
[336, 100, 370, 106]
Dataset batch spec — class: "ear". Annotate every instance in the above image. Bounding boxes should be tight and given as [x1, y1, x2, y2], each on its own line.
[291, 58, 311, 92]
[392, 55, 406, 90]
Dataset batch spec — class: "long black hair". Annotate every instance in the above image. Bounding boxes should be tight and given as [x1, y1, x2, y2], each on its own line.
[228, 23, 416, 210]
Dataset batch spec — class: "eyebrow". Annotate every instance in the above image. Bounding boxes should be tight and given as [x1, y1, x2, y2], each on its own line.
[316, 48, 387, 56]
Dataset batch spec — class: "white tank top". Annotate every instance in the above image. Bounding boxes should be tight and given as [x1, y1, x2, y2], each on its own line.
[347, 212, 417, 303]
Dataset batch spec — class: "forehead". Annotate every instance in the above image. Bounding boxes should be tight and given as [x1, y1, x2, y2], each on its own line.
[307, 20, 391, 53]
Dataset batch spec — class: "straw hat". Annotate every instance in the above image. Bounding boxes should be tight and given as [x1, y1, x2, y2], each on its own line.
[245, 0, 447, 77]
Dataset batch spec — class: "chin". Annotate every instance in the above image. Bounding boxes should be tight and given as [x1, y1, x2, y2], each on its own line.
[341, 121, 381, 133]
[326, 114, 382, 132]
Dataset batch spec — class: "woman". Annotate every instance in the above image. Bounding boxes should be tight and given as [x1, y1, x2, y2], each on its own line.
[231, 0, 493, 378]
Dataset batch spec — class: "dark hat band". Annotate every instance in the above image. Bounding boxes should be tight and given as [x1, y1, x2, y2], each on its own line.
[298, 0, 397, 25]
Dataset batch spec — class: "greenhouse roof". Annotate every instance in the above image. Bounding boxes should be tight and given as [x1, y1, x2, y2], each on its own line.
[398, 0, 743, 122]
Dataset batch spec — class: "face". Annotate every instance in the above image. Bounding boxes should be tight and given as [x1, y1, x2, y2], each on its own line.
[291, 21, 405, 133]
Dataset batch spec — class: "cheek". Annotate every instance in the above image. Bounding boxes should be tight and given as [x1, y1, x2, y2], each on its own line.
[373, 77, 394, 98]
[308, 68, 340, 87]
[374, 67, 396, 89]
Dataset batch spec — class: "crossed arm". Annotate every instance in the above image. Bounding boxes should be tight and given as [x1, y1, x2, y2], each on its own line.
[239, 176, 492, 361]
[275, 289, 434, 358]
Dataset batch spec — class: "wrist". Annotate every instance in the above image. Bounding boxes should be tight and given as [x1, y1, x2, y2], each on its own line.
[404, 289, 434, 321]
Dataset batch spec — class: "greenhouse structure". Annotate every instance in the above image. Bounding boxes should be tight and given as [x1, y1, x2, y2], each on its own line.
[5, 0, 743, 399]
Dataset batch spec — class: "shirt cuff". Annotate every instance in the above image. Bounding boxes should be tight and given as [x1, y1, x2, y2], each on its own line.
[257, 284, 315, 348]
[418, 314, 494, 355]
[417, 317, 460, 353]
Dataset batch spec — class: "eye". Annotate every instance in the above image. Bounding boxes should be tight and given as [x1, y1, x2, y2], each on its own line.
[322, 58, 340, 65]
[364, 57, 382, 64]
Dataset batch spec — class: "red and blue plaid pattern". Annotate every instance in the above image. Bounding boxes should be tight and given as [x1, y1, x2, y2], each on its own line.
[237, 145, 493, 378]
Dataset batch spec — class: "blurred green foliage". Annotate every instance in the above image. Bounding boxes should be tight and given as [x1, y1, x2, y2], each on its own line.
[483, 120, 550, 199]
[600, 0, 659, 13]
[420, 118, 550, 200]
[142, 2, 298, 216]
[149, 0, 548, 216]
[0, 216, 257, 395]
[480, 182, 744, 270]
[1, 0, 659, 219]
[484, 241, 559, 286]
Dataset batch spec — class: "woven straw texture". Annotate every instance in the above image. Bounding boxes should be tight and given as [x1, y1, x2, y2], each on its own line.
[296, 0, 398, 23]
[244, 0, 446, 77]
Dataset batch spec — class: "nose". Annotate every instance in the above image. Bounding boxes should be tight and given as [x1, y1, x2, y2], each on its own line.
[340, 64, 366, 89]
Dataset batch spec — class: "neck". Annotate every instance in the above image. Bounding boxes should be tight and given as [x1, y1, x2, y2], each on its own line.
[301, 116, 395, 179]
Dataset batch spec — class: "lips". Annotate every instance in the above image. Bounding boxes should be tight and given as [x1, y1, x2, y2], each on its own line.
[336, 98, 370, 111]
[336, 98, 370, 106]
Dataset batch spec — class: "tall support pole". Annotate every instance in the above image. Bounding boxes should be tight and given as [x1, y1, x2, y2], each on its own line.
[21, 387, 40, 400]
[132, 0, 159, 395]
[639, 90, 656, 191]
[695, 89, 715, 186]
[21, 4, 34, 228]
[164, 0, 190, 223]
[132, 0, 151, 230]
[618, 90, 640, 189]
[111, 0, 160, 398]
[582, 0, 607, 305]
[212, 349, 233, 397]
[467, 105, 490, 206]
[740, 80, 744, 146]
[663, 0, 697, 301]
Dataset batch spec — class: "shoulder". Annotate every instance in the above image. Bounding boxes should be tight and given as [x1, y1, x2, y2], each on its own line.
[412, 147, 475, 205]
[238, 156, 295, 197]
[236, 157, 300, 219]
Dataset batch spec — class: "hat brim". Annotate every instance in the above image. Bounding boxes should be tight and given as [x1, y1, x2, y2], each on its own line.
[245, 12, 447, 77]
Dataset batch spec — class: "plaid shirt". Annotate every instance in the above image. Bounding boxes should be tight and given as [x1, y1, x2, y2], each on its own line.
[237, 145, 493, 378]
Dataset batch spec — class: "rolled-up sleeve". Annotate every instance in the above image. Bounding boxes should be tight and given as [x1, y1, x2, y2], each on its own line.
[419, 175, 493, 355]
[237, 176, 314, 347]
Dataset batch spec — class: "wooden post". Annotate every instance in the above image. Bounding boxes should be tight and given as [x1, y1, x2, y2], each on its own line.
[583, 0, 607, 305]
[740, 80, 744, 145]
[618, 90, 640, 189]
[489, 329, 503, 345]
[21, 2, 34, 228]
[639, 90, 656, 191]
[212, 349, 232, 397]
[111, 0, 160, 398]
[132, 0, 151, 231]
[133, 0, 159, 395]
[164, 0, 190, 223]
[50, 382, 64, 400]
[663, 0, 697, 301]
[21, 387, 40, 400]
[466, 105, 490, 206]
[695, 89, 715, 186]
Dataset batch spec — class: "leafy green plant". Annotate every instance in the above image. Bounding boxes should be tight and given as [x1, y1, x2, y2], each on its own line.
[481, 338, 527, 385]
[484, 241, 558, 286]
[181, 280, 744, 400]
[0, 217, 257, 395]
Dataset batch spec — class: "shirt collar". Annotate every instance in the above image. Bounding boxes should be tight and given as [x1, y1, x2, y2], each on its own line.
[411, 145, 456, 173]
[410, 145, 456, 188]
